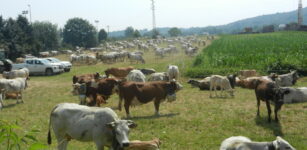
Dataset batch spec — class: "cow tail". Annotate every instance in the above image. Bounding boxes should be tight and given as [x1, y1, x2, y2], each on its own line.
[48, 105, 58, 145]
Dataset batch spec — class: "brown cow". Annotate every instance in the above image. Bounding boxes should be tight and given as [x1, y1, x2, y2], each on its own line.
[72, 78, 118, 106]
[125, 138, 161, 150]
[72, 72, 101, 84]
[254, 79, 290, 122]
[105, 66, 134, 78]
[116, 80, 180, 118]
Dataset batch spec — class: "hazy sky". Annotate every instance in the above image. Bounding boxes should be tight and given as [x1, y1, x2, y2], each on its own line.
[0, 0, 304, 31]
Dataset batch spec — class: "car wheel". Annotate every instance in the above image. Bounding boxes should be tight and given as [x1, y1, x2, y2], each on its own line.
[45, 69, 53, 76]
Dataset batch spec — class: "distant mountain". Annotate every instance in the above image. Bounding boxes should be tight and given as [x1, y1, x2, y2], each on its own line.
[109, 7, 307, 37]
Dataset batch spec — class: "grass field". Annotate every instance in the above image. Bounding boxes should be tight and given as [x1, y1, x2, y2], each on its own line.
[187, 31, 307, 78]
[0, 35, 307, 150]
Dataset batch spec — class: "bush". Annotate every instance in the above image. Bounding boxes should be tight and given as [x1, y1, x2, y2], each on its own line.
[0, 120, 47, 150]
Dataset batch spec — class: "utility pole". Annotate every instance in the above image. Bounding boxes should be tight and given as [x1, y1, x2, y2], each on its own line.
[298, 0, 303, 26]
[95, 20, 99, 31]
[28, 4, 32, 24]
[107, 25, 110, 36]
[151, 0, 156, 30]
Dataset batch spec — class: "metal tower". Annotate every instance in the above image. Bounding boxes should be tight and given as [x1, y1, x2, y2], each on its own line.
[298, 0, 303, 26]
[151, 0, 156, 30]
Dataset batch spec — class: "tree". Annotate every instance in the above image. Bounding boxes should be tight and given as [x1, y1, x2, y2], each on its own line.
[32, 21, 60, 51]
[0, 16, 7, 49]
[63, 18, 97, 48]
[98, 29, 108, 42]
[2, 15, 34, 60]
[168, 27, 181, 37]
[124, 26, 134, 38]
[133, 30, 141, 38]
[152, 29, 160, 39]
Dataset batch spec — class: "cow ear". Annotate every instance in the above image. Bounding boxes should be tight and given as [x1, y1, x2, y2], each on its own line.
[127, 120, 137, 128]
[106, 122, 116, 130]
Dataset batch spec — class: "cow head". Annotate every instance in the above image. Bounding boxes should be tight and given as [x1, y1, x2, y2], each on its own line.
[273, 136, 296, 150]
[107, 120, 137, 149]
[97, 78, 119, 96]
[290, 70, 299, 85]
[165, 80, 179, 102]
[71, 83, 86, 95]
[273, 88, 290, 105]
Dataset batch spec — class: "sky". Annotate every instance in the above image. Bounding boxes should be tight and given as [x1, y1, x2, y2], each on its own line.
[0, 0, 304, 31]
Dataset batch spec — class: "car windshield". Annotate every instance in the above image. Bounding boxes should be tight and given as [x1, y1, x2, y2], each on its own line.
[47, 58, 60, 63]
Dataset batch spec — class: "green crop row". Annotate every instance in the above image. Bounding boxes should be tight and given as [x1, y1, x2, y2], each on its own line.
[186, 31, 307, 78]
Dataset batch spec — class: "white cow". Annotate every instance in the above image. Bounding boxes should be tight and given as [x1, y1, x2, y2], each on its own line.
[3, 68, 30, 79]
[220, 136, 296, 150]
[147, 72, 169, 82]
[275, 70, 299, 87]
[128, 53, 145, 64]
[280, 87, 307, 104]
[210, 75, 234, 98]
[127, 70, 146, 82]
[47, 103, 137, 150]
[0, 78, 27, 103]
[167, 65, 179, 81]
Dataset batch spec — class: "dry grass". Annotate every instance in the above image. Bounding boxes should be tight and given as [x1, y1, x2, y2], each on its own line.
[0, 37, 306, 150]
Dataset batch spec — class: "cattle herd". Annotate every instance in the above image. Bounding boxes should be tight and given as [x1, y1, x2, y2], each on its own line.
[0, 36, 303, 150]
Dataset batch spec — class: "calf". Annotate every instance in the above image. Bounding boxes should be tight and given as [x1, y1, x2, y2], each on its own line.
[210, 75, 234, 98]
[125, 138, 160, 150]
[188, 77, 222, 90]
[47, 103, 137, 150]
[116, 80, 180, 118]
[105, 67, 134, 78]
[254, 79, 290, 122]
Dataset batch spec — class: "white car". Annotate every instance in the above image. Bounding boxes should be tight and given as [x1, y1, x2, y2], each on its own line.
[45, 57, 72, 72]
[12, 58, 62, 76]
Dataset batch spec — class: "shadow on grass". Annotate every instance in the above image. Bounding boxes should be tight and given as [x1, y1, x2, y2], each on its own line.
[128, 113, 180, 120]
[255, 116, 283, 136]
[2, 103, 18, 109]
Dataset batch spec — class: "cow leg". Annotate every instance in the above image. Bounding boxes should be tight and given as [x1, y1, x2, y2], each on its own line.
[209, 85, 213, 98]
[54, 133, 69, 150]
[256, 97, 260, 116]
[124, 101, 131, 118]
[94, 141, 104, 150]
[154, 100, 160, 116]
[118, 97, 123, 111]
[265, 100, 272, 122]
[20, 92, 24, 103]
[274, 105, 281, 122]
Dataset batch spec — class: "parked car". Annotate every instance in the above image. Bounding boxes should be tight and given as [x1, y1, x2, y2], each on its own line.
[45, 57, 72, 72]
[12, 58, 63, 76]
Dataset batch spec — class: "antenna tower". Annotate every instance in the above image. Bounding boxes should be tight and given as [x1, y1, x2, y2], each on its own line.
[151, 0, 156, 30]
[298, 0, 303, 26]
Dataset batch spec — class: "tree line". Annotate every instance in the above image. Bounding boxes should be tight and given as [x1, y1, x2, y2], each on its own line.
[0, 16, 108, 60]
